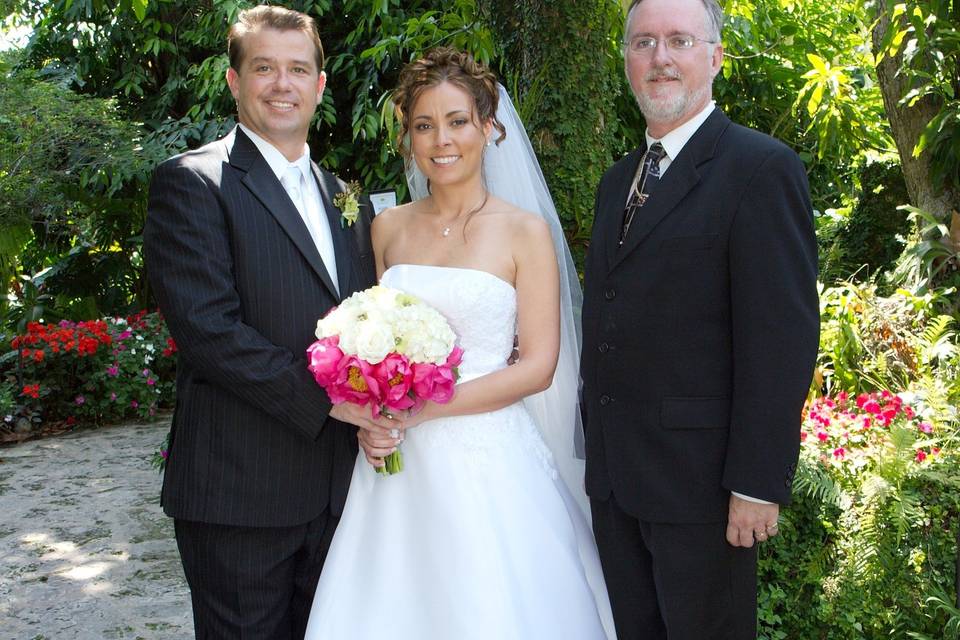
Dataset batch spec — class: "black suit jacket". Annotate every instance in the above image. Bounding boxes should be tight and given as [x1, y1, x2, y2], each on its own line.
[144, 127, 376, 527]
[581, 109, 819, 523]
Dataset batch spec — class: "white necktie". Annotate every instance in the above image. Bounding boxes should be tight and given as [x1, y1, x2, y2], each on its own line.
[281, 165, 339, 294]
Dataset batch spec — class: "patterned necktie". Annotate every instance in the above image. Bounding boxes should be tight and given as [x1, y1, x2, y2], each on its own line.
[619, 142, 666, 246]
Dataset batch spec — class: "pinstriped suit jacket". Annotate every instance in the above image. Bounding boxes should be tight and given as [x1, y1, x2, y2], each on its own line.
[144, 127, 376, 527]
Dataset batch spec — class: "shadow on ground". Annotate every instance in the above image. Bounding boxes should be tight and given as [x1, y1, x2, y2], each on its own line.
[0, 421, 193, 639]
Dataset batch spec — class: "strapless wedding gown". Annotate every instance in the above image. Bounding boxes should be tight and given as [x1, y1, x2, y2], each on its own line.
[304, 264, 615, 640]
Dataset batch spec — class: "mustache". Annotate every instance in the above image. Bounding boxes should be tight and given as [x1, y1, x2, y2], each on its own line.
[646, 68, 680, 81]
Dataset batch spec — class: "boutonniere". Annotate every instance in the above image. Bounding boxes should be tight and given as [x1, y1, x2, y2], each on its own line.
[333, 181, 364, 228]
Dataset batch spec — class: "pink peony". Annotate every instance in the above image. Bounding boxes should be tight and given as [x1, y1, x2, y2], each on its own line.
[816, 430, 829, 442]
[918, 422, 933, 434]
[306, 337, 345, 387]
[327, 355, 381, 408]
[862, 399, 882, 415]
[915, 450, 927, 462]
[411, 346, 463, 404]
[833, 447, 846, 459]
[374, 353, 416, 413]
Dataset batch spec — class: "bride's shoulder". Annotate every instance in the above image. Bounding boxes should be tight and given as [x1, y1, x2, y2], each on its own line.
[487, 196, 550, 239]
[372, 200, 422, 233]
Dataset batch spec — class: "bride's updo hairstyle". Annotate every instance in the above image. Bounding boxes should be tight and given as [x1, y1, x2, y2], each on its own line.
[393, 47, 506, 158]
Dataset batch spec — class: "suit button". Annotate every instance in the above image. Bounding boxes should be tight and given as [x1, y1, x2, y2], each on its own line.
[599, 343, 610, 353]
[600, 395, 612, 406]
[604, 289, 616, 300]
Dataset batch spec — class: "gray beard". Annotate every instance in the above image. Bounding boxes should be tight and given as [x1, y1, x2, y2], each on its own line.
[635, 83, 710, 125]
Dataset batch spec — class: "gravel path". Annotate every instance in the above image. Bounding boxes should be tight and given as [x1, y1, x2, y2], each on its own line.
[0, 421, 193, 639]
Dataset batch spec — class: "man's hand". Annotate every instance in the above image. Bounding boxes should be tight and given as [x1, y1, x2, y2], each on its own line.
[329, 402, 398, 437]
[726, 494, 780, 548]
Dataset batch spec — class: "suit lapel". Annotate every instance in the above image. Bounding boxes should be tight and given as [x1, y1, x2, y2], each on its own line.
[608, 109, 731, 273]
[229, 128, 341, 299]
[604, 149, 644, 272]
[313, 164, 354, 299]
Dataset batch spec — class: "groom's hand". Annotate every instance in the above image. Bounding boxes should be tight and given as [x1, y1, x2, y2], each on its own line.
[726, 494, 780, 548]
[330, 403, 398, 436]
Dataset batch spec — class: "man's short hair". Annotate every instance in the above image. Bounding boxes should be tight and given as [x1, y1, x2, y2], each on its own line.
[227, 5, 325, 72]
[626, 0, 724, 42]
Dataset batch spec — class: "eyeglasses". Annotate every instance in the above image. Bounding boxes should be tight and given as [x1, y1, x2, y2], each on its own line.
[624, 34, 717, 55]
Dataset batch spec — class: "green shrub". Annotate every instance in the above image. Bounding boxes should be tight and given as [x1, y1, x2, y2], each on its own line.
[819, 160, 912, 286]
[0, 54, 166, 327]
[758, 389, 959, 638]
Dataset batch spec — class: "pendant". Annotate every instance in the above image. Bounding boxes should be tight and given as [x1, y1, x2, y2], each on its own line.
[441, 227, 451, 237]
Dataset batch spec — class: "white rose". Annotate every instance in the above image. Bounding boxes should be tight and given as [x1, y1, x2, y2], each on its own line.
[354, 321, 396, 364]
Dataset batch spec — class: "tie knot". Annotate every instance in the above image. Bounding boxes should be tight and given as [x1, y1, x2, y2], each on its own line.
[282, 165, 302, 192]
[647, 142, 665, 162]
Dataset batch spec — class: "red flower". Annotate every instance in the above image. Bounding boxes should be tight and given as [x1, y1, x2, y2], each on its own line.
[915, 450, 927, 463]
[21, 384, 40, 399]
[862, 399, 881, 415]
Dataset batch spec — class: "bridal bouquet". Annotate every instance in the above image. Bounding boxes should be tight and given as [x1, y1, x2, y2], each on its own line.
[306, 285, 463, 475]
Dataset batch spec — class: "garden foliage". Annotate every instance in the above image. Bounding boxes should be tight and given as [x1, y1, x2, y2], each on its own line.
[754, 282, 960, 639]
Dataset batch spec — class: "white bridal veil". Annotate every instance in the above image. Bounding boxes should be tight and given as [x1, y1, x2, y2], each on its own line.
[405, 84, 589, 520]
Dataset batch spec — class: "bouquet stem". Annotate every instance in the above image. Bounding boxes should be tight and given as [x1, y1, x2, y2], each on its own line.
[377, 448, 404, 476]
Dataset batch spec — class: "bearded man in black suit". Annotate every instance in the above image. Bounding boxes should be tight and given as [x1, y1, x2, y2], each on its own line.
[144, 6, 395, 638]
[580, 0, 819, 638]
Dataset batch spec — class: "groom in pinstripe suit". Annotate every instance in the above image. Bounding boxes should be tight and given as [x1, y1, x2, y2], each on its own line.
[144, 6, 395, 638]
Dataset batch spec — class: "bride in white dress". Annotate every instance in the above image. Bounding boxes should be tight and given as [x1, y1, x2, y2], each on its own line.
[304, 47, 616, 640]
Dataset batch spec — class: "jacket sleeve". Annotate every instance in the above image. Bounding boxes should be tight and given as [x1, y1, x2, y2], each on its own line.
[721, 145, 819, 504]
[144, 159, 334, 441]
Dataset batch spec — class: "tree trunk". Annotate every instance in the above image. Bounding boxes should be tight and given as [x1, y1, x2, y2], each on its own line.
[871, 7, 957, 225]
[480, 0, 621, 262]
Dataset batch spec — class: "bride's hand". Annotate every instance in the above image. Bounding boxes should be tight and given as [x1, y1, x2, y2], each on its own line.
[357, 428, 402, 469]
